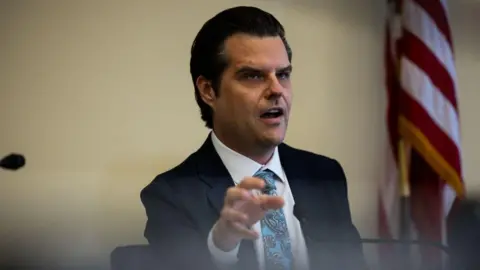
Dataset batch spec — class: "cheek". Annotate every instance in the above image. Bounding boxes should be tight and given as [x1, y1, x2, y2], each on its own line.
[219, 83, 259, 122]
[283, 92, 293, 107]
[226, 93, 257, 116]
[285, 92, 292, 101]
[217, 96, 243, 120]
[231, 102, 255, 122]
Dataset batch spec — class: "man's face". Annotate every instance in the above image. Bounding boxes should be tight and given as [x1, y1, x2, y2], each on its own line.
[207, 34, 292, 152]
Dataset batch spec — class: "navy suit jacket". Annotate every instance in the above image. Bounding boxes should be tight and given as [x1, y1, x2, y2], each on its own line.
[141, 135, 367, 270]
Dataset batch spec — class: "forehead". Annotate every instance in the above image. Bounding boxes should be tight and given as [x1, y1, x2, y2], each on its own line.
[223, 34, 290, 70]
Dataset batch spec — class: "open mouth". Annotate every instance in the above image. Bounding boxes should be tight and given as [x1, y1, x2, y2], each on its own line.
[260, 107, 284, 119]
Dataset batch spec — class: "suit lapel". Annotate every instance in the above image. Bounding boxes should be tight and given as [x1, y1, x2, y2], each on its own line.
[194, 134, 259, 270]
[195, 134, 234, 214]
[278, 143, 318, 220]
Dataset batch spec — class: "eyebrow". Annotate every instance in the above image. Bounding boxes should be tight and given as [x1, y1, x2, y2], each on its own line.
[235, 65, 293, 75]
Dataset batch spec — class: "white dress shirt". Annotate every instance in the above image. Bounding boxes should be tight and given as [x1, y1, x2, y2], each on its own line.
[207, 132, 310, 270]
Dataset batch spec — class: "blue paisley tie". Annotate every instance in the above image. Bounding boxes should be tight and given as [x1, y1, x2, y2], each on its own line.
[254, 169, 293, 270]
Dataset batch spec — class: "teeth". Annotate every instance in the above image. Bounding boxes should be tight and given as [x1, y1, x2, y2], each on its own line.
[267, 108, 281, 113]
[261, 108, 283, 118]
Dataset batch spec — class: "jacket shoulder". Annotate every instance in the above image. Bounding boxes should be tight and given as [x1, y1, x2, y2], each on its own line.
[140, 152, 198, 197]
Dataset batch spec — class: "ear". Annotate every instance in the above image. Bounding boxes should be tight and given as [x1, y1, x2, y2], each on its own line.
[196, 76, 216, 108]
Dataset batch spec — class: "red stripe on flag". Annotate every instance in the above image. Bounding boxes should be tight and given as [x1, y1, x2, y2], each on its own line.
[402, 30, 458, 108]
[413, 0, 453, 47]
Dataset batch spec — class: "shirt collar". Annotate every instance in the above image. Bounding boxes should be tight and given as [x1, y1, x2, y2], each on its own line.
[210, 132, 284, 185]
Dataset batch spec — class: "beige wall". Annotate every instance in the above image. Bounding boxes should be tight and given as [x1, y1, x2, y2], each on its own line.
[0, 0, 478, 268]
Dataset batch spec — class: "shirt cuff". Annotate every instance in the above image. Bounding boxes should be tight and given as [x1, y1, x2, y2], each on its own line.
[207, 225, 240, 266]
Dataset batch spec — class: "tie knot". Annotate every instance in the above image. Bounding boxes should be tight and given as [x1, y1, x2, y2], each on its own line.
[253, 169, 277, 193]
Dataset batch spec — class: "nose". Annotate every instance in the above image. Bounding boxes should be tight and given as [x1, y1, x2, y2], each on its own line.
[266, 74, 284, 98]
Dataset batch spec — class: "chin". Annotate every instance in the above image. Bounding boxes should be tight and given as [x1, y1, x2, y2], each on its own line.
[262, 131, 286, 146]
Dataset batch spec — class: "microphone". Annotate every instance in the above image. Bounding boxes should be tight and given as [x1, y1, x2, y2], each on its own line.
[0, 153, 26, 170]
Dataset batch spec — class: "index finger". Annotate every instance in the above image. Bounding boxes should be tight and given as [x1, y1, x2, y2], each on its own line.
[225, 187, 252, 206]
[237, 177, 265, 190]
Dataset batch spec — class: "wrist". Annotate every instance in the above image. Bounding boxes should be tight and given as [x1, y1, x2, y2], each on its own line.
[212, 221, 241, 252]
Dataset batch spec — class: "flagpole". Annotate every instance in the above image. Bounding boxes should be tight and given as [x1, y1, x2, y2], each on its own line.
[398, 138, 411, 267]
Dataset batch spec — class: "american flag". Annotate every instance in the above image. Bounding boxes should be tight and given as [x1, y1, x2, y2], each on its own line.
[379, 0, 465, 268]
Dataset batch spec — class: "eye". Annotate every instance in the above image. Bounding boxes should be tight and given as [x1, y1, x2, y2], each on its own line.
[243, 72, 264, 81]
[277, 71, 291, 80]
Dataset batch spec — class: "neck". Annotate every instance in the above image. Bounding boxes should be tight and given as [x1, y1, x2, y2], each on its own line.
[212, 130, 275, 165]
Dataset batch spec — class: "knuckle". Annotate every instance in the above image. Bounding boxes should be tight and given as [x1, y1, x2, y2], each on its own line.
[220, 207, 230, 218]
[226, 187, 239, 197]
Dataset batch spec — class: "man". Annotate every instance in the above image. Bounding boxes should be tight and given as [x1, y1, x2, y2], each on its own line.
[141, 6, 366, 270]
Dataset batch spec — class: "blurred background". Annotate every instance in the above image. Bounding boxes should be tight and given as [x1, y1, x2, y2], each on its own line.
[0, 0, 478, 269]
